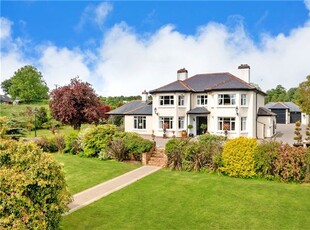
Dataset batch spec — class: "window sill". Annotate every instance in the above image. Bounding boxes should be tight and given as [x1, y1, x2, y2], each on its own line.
[217, 106, 237, 108]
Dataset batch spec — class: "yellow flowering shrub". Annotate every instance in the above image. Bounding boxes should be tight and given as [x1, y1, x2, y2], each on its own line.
[220, 137, 257, 178]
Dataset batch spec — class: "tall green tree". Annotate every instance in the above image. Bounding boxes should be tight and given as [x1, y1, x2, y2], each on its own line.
[0, 79, 12, 95]
[8, 65, 49, 103]
[297, 75, 310, 114]
[265, 84, 288, 103]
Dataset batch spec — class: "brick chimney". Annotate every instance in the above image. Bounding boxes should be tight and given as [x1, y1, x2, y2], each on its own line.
[238, 64, 250, 83]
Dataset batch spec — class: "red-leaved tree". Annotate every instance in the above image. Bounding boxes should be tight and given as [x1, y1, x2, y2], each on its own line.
[49, 78, 111, 130]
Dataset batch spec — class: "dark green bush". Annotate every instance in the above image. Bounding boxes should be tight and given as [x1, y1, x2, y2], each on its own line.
[165, 138, 189, 170]
[34, 136, 58, 153]
[198, 134, 225, 171]
[123, 132, 153, 160]
[64, 131, 80, 155]
[254, 140, 280, 177]
[273, 144, 309, 182]
[184, 141, 206, 171]
[80, 125, 118, 157]
[182, 135, 225, 172]
[0, 140, 71, 229]
[36, 106, 49, 129]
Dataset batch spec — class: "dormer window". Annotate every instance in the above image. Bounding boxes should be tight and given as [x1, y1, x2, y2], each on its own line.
[197, 95, 208, 106]
[159, 95, 174, 106]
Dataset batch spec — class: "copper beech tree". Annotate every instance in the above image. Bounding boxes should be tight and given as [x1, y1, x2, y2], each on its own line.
[49, 78, 110, 130]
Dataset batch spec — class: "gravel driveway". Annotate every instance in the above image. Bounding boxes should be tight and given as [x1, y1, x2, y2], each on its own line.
[274, 123, 307, 145]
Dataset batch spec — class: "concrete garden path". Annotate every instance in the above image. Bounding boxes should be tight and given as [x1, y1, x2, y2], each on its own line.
[66, 166, 160, 214]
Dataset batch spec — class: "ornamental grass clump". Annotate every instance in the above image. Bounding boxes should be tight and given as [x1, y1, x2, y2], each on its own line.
[165, 138, 190, 170]
[221, 137, 257, 178]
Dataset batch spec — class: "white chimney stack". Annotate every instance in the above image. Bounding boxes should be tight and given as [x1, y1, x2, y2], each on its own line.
[141, 90, 148, 102]
[237, 64, 250, 83]
[177, 68, 188, 81]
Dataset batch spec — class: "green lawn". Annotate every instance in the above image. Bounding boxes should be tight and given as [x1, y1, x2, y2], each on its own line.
[25, 125, 90, 138]
[53, 154, 139, 194]
[0, 103, 49, 117]
[61, 170, 310, 230]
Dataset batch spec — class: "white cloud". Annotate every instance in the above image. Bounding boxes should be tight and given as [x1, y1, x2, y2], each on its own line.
[76, 1, 112, 31]
[305, 0, 310, 12]
[95, 20, 310, 96]
[1, 8, 310, 97]
[0, 17, 13, 40]
[0, 17, 29, 92]
[37, 45, 92, 90]
[95, 2, 113, 27]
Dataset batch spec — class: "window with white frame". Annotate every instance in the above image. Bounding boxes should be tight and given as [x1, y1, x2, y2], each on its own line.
[134, 116, 146, 129]
[159, 95, 174, 106]
[241, 94, 247, 106]
[178, 95, 185, 106]
[178, 117, 185, 129]
[241, 117, 247, 131]
[218, 94, 236, 105]
[218, 117, 236, 131]
[197, 95, 208, 106]
[159, 117, 173, 129]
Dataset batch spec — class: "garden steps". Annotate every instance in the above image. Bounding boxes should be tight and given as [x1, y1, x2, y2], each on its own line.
[147, 148, 167, 167]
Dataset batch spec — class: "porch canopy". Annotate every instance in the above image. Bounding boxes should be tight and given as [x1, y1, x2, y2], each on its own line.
[187, 107, 210, 114]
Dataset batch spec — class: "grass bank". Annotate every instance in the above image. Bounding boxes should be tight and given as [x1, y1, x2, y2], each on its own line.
[53, 153, 139, 194]
[61, 170, 310, 229]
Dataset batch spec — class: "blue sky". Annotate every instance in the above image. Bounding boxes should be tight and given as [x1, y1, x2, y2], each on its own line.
[1, 1, 310, 96]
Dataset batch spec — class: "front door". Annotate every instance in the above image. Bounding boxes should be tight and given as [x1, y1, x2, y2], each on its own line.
[196, 116, 208, 135]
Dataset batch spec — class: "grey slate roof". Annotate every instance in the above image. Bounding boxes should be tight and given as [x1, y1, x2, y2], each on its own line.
[187, 107, 210, 114]
[0, 95, 11, 103]
[264, 102, 302, 112]
[257, 107, 277, 116]
[107, 101, 152, 115]
[149, 72, 264, 94]
[149, 80, 191, 93]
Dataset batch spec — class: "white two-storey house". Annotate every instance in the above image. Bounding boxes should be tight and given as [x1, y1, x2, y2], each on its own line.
[108, 64, 276, 139]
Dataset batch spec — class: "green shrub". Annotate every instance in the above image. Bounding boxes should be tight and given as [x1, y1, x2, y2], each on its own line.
[34, 136, 58, 153]
[273, 144, 309, 182]
[0, 140, 71, 229]
[221, 137, 257, 178]
[79, 125, 118, 157]
[254, 140, 280, 178]
[64, 131, 81, 155]
[123, 132, 153, 160]
[165, 138, 189, 170]
[198, 134, 225, 171]
[184, 141, 206, 171]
